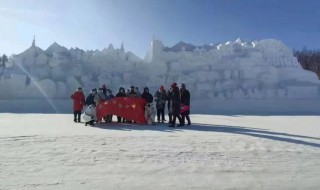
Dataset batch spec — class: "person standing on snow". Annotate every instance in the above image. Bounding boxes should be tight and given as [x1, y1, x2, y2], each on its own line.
[180, 83, 191, 125]
[167, 87, 173, 124]
[154, 85, 167, 123]
[168, 83, 183, 127]
[71, 87, 85, 123]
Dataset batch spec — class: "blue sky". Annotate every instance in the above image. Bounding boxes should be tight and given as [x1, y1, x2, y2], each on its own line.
[0, 0, 319, 58]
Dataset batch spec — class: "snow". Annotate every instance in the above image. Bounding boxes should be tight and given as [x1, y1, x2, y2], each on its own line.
[1, 113, 320, 189]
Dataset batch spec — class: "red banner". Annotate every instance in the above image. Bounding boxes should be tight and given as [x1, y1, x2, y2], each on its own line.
[96, 97, 147, 124]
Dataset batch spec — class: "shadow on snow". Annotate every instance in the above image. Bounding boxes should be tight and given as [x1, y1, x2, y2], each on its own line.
[92, 122, 320, 149]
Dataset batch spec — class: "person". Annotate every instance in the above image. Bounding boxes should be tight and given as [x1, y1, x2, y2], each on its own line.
[127, 86, 137, 97]
[116, 87, 126, 123]
[94, 88, 106, 105]
[86, 88, 97, 106]
[82, 104, 96, 126]
[101, 84, 107, 96]
[168, 83, 183, 127]
[135, 87, 141, 97]
[105, 89, 115, 123]
[154, 85, 167, 123]
[144, 102, 156, 125]
[70, 87, 85, 123]
[167, 88, 173, 124]
[180, 83, 191, 125]
[141, 87, 153, 103]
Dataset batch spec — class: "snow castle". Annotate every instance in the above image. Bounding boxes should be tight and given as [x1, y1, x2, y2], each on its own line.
[0, 37, 319, 101]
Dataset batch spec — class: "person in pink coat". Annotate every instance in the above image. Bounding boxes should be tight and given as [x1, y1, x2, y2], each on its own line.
[71, 87, 86, 123]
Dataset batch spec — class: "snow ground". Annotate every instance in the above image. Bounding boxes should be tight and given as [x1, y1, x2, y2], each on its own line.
[1, 114, 320, 190]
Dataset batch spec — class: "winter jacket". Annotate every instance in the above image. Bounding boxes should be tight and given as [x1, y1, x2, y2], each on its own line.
[135, 90, 141, 97]
[106, 94, 115, 101]
[94, 92, 106, 105]
[127, 90, 137, 97]
[116, 92, 126, 97]
[82, 104, 96, 122]
[154, 90, 167, 110]
[180, 89, 190, 106]
[167, 90, 173, 112]
[141, 92, 153, 103]
[85, 93, 96, 106]
[169, 87, 181, 116]
[71, 91, 85, 111]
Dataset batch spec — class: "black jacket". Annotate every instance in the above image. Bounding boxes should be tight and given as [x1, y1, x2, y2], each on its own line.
[180, 89, 190, 106]
[85, 93, 95, 106]
[154, 90, 167, 109]
[170, 87, 181, 115]
[116, 92, 126, 97]
[141, 92, 153, 103]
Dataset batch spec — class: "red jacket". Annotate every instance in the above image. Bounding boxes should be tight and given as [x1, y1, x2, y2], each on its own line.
[71, 91, 86, 111]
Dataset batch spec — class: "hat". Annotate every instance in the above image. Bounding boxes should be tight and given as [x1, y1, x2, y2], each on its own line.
[77, 87, 82, 91]
[171, 83, 177, 88]
[144, 87, 149, 92]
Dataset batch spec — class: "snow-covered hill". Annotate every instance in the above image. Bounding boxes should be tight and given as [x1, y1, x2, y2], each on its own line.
[1, 113, 320, 189]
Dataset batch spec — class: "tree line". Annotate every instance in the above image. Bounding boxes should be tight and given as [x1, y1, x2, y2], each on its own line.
[294, 48, 320, 78]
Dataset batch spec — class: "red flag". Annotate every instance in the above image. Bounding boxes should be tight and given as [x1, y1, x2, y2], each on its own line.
[96, 97, 147, 124]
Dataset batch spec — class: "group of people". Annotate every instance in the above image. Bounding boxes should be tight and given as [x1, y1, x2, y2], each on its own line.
[70, 83, 191, 127]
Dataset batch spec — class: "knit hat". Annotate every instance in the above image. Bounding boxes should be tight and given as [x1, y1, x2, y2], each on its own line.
[171, 83, 177, 88]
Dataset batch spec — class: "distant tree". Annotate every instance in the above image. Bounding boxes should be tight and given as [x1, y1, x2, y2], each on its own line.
[294, 48, 320, 78]
[0, 54, 8, 68]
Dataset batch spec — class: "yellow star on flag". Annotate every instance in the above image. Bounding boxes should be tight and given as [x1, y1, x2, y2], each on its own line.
[131, 104, 136, 109]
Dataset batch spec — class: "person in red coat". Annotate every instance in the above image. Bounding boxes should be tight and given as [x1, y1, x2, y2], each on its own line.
[71, 87, 86, 122]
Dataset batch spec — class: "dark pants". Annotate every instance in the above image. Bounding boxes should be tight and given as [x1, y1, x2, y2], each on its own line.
[85, 120, 94, 126]
[157, 109, 165, 121]
[74, 111, 81, 122]
[181, 111, 191, 125]
[105, 115, 113, 123]
[117, 116, 125, 123]
[171, 114, 183, 126]
[168, 113, 172, 123]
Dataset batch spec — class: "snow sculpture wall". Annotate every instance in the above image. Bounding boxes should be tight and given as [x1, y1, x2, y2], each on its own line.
[0, 38, 319, 100]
